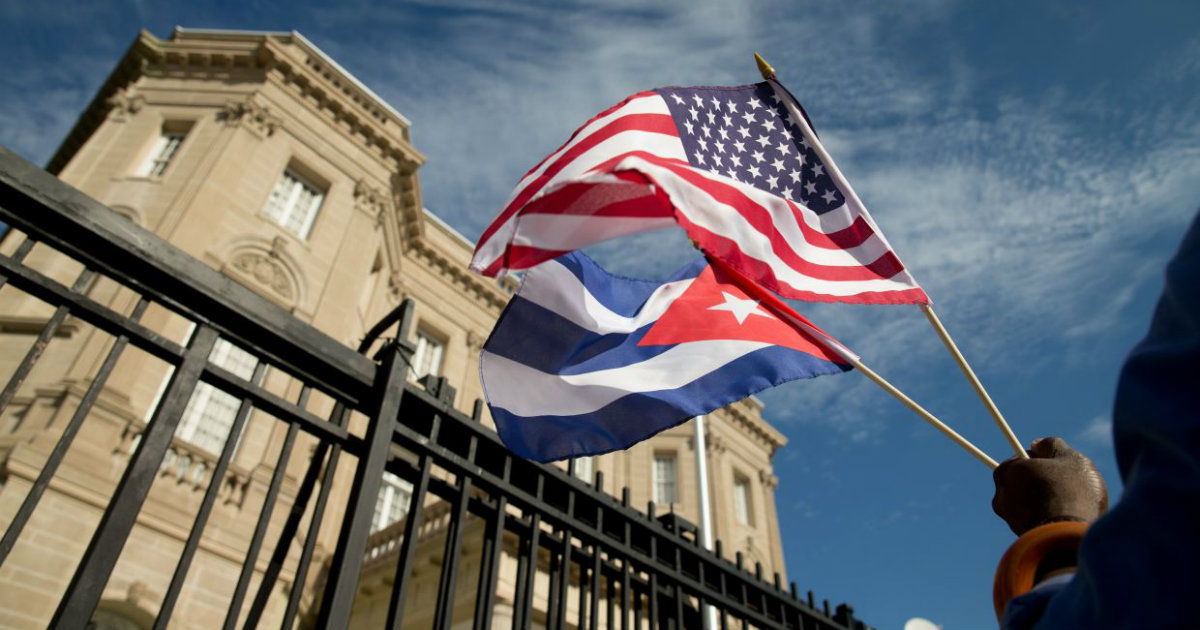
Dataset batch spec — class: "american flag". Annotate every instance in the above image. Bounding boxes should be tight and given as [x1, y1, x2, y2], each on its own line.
[471, 80, 929, 304]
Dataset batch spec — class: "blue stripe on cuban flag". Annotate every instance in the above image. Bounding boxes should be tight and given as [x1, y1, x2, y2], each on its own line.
[480, 252, 851, 462]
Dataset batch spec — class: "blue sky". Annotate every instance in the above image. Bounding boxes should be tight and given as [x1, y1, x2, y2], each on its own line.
[2, 1, 1198, 627]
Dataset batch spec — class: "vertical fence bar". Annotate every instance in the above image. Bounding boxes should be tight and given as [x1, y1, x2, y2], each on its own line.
[473, 493, 507, 630]
[514, 511, 541, 630]
[49, 325, 218, 630]
[550, 491, 573, 630]
[242, 387, 316, 630]
[578, 546, 590, 630]
[0, 269, 95, 418]
[673, 547, 684, 629]
[0, 297, 148, 567]
[316, 337, 411, 629]
[282, 407, 351, 630]
[648, 532, 659, 630]
[223, 421, 298, 630]
[588, 543, 601, 630]
[606, 564, 616, 630]
[432, 436, 476, 629]
[386, 449, 435, 630]
[154, 359, 268, 630]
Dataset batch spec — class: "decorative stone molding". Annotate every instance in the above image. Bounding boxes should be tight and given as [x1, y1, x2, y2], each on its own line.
[106, 87, 145, 121]
[758, 469, 779, 491]
[410, 240, 510, 313]
[354, 178, 389, 219]
[114, 421, 251, 508]
[704, 430, 728, 455]
[715, 401, 787, 456]
[218, 238, 305, 310]
[231, 252, 293, 299]
[467, 330, 486, 352]
[220, 97, 281, 139]
[386, 271, 405, 301]
[391, 169, 425, 249]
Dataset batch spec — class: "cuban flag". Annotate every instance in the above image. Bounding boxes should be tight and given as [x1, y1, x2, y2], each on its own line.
[480, 252, 856, 462]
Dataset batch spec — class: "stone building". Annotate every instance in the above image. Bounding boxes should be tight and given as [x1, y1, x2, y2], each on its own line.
[0, 27, 788, 629]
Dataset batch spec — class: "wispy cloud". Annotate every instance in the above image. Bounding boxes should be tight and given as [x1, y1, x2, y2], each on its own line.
[1076, 414, 1113, 450]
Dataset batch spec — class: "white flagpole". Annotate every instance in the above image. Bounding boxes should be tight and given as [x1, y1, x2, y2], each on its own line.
[692, 415, 720, 630]
[756, 53, 1027, 460]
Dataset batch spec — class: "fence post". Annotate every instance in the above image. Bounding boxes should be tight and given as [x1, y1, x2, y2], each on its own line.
[49, 326, 219, 630]
[315, 301, 414, 628]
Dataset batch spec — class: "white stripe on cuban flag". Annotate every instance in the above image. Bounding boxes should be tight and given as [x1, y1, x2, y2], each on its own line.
[479, 252, 852, 462]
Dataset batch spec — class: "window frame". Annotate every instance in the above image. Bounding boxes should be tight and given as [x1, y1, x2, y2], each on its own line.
[172, 337, 261, 457]
[371, 472, 414, 533]
[653, 452, 678, 506]
[733, 473, 754, 526]
[135, 122, 192, 178]
[409, 327, 446, 382]
[264, 167, 326, 240]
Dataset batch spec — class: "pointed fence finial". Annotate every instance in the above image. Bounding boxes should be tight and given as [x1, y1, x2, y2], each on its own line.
[754, 52, 776, 79]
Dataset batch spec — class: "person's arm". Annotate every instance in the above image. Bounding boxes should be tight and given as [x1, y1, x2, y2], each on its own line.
[990, 438, 1106, 625]
[992, 210, 1200, 628]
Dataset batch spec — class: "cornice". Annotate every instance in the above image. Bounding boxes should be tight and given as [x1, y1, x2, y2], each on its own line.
[47, 29, 426, 178]
[264, 39, 425, 172]
[408, 239, 511, 313]
[713, 399, 788, 457]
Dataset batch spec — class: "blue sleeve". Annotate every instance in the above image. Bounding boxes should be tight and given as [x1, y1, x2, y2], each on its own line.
[1006, 210, 1200, 628]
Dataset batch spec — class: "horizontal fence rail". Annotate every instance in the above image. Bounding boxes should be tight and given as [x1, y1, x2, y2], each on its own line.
[0, 146, 869, 630]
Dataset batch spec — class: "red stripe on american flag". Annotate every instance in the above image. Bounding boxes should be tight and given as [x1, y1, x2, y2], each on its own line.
[647, 157, 880, 252]
[638, 157, 906, 282]
[476, 105, 676, 248]
[784, 199, 878, 250]
[515, 91, 659, 185]
[519, 172, 669, 219]
[682, 215, 929, 303]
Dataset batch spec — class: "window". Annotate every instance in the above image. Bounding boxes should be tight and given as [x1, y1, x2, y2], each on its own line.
[409, 329, 444, 381]
[734, 475, 753, 525]
[136, 126, 189, 177]
[265, 169, 324, 239]
[371, 472, 413, 533]
[173, 339, 260, 455]
[571, 456, 594, 482]
[653, 453, 677, 505]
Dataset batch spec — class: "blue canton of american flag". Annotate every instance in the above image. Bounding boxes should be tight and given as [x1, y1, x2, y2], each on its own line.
[656, 83, 845, 215]
[471, 79, 929, 304]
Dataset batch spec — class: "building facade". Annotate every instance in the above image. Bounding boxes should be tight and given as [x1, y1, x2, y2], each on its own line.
[0, 28, 788, 629]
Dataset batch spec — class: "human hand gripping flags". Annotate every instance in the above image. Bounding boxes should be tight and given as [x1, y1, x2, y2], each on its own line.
[479, 252, 855, 462]
[470, 80, 929, 305]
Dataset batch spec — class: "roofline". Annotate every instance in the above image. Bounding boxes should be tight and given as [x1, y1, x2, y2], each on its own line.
[422, 207, 477, 249]
[173, 26, 412, 127]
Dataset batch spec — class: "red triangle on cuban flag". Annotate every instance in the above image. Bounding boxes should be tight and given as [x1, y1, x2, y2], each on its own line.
[639, 257, 850, 364]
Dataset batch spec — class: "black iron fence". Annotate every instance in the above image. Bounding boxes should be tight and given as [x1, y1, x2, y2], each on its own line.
[0, 146, 868, 630]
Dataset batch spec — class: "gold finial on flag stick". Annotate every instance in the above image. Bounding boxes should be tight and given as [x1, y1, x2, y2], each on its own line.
[754, 52, 776, 79]
[850, 358, 999, 469]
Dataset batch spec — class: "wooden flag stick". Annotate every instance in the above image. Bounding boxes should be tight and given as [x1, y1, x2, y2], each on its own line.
[710, 253, 998, 469]
[921, 304, 1027, 458]
[755, 52, 1027, 460]
[849, 357, 999, 469]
